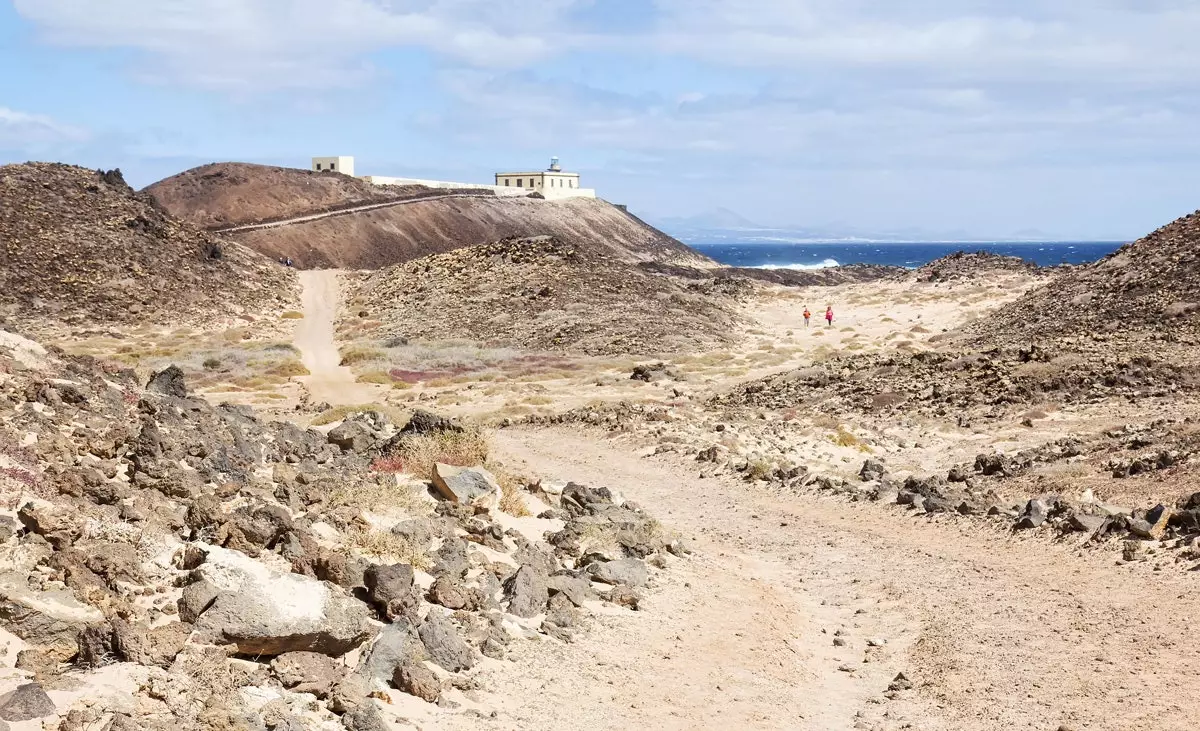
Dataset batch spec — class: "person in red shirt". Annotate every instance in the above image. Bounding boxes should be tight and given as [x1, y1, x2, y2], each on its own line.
[825, 306, 834, 327]
[803, 307, 811, 327]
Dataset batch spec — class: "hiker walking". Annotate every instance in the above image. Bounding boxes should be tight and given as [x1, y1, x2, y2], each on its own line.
[803, 307, 811, 328]
[825, 306, 834, 327]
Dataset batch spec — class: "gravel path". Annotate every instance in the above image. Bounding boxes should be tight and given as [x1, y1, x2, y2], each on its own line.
[436, 425, 1200, 731]
[294, 269, 379, 406]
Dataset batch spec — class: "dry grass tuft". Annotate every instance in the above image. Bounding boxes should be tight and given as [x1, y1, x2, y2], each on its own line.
[345, 526, 432, 570]
[268, 359, 310, 377]
[281, 311, 305, 319]
[831, 426, 872, 452]
[389, 428, 490, 479]
[339, 346, 387, 366]
[310, 403, 408, 427]
[327, 475, 431, 517]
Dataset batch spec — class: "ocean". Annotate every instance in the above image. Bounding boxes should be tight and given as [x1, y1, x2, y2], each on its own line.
[686, 240, 1125, 270]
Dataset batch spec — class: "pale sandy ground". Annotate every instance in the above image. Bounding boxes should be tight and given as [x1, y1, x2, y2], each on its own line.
[427, 426, 1200, 731]
[295, 269, 386, 407]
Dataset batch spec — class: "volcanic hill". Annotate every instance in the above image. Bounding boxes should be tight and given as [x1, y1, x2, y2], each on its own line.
[146, 163, 712, 270]
[347, 235, 744, 355]
[0, 163, 293, 327]
[967, 210, 1200, 347]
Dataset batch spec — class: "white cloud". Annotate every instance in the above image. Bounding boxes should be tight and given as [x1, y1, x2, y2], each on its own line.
[0, 107, 89, 150]
[13, 0, 584, 91]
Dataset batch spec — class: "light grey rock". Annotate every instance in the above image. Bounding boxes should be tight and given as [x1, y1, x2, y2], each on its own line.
[191, 545, 375, 656]
[586, 558, 648, 588]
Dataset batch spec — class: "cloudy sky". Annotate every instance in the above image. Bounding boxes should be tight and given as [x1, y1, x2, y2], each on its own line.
[2, 0, 1199, 239]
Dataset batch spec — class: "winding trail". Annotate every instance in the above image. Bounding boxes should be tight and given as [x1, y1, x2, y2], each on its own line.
[434, 427, 1200, 731]
[214, 192, 495, 234]
[294, 269, 378, 406]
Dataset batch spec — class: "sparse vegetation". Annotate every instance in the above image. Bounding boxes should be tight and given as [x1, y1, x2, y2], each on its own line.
[281, 310, 304, 319]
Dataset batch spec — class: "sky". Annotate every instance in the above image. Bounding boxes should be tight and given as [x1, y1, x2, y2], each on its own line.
[2, 1, 1200, 240]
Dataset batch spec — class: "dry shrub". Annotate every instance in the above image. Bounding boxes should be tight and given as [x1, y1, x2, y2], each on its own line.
[357, 370, 394, 384]
[310, 404, 408, 427]
[489, 462, 533, 517]
[281, 311, 305, 319]
[389, 428, 490, 479]
[268, 359, 310, 377]
[345, 526, 432, 570]
[831, 426, 871, 452]
[328, 475, 430, 517]
[339, 347, 386, 366]
[871, 391, 908, 409]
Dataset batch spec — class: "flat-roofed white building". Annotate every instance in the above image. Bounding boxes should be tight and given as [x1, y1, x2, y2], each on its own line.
[311, 156, 355, 176]
[495, 157, 596, 200]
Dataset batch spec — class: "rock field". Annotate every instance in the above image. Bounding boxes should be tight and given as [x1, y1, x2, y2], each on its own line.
[0, 163, 295, 328]
[0, 331, 675, 729]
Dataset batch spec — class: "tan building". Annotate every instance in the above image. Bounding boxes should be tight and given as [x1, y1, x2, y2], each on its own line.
[495, 157, 595, 199]
[311, 156, 355, 176]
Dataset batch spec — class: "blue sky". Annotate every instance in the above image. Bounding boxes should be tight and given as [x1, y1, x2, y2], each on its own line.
[3, 0, 1200, 239]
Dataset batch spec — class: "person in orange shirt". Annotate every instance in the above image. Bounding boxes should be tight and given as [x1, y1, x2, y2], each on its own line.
[802, 307, 811, 327]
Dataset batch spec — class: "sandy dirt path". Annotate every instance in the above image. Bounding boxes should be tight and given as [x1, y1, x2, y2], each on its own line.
[435, 426, 1200, 731]
[294, 269, 379, 406]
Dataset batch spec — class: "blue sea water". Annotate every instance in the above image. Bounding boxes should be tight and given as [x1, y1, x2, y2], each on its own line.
[687, 240, 1125, 270]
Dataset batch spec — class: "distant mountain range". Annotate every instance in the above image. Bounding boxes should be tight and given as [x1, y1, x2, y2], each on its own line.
[650, 208, 1101, 244]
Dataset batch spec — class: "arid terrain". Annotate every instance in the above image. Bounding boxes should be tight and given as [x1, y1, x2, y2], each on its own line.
[2, 158, 1199, 729]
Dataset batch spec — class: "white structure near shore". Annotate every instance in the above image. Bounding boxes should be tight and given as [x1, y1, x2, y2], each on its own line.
[311, 156, 354, 176]
[311, 156, 596, 200]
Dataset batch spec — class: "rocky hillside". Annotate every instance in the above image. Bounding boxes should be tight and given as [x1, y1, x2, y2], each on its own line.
[144, 162, 422, 230]
[0, 329, 673, 728]
[914, 251, 1044, 283]
[348, 235, 744, 355]
[968, 211, 1200, 346]
[147, 163, 712, 270]
[0, 163, 293, 326]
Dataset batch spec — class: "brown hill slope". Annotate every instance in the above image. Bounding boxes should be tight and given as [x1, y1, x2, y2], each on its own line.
[0, 163, 293, 326]
[146, 163, 712, 270]
[347, 235, 742, 355]
[967, 211, 1198, 347]
[144, 161, 419, 229]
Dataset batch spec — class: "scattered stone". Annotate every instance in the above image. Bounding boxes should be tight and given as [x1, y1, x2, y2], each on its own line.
[859, 459, 886, 482]
[586, 558, 648, 588]
[271, 651, 341, 698]
[393, 664, 440, 703]
[0, 683, 55, 722]
[505, 564, 549, 618]
[431, 464, 500, 508]
[418, 614, 476, 672]
[146, 365, 187, 398]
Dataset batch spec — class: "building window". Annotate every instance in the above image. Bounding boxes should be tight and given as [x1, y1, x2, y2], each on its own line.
[517, 179, 523, 187]
[316, 164, 322, 170]
[330, 164, 336, 171]
[505, 179, 511, 186]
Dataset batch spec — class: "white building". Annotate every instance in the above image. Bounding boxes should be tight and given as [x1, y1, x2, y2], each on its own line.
[309, 155, 595, 200]
[494, 157, 595, 200]
[311, 156, 355, 176]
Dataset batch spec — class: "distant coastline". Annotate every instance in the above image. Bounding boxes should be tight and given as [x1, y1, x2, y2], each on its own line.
[686, 240, 1125, 270]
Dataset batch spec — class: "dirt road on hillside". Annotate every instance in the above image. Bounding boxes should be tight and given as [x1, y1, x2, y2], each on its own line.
[437, 427, 1200, 731]
[294, 269, 378, 406]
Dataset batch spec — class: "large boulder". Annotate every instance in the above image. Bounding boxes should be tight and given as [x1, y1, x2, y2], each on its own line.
[417, 614, 476, 672]
[146, 365, 188, 398]
[431, 464, 499, 508]
[359, 623, 424, 684]
[0, 582, 105, 660]
[0, 682, 55, 722]
[190, 545, 375, 656]
[586, 558, 648, 588]
[363, 564, 419, 621]
[504, 565, 548, 618]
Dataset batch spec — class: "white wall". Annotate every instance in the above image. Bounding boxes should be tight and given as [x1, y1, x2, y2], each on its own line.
[312, 156, 355, 176]
[361, 176, 527, 197]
